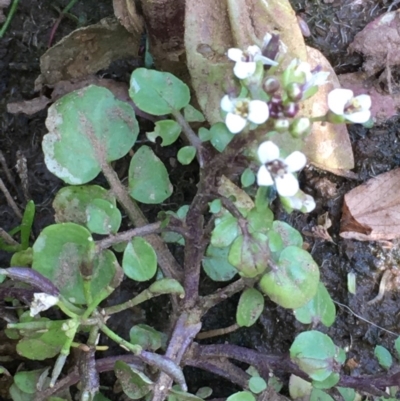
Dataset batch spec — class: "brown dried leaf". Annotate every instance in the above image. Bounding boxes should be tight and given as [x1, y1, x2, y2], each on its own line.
[0, 0, 10, 24]
[34, 18, 141, 89]
[113, 0, 144, 35]
[7, 96, 51, 115]
[340, 168, 400, 241]
[349, 10, 400, 76]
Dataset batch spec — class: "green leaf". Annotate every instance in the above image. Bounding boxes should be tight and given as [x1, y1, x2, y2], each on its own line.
[86, 199, 122, 235]
[202, 245, 238, 282]
[195, 387, 212, 399]
[209, 199, 222, 214]
[247, 206, 274, 235]
[293, 283, 336, 327]
[310, 389, 334, 401]
[271, 221, 303, 249]
[312, 372, 340, 389]
[211, 214, 240, 248]
[236, 288, 264, 327]
[148, 278, 185, 296]
[241, 168, 256, 188]
[289, 375, 312, 399]
[395, 336, 400, 360]
[53, 185, 116, 226]
[259, 246, 319, 309]
[20, 201, 35, 250]
[43, 85, 138, 184]
[16, 321, 68, 360]
[374, 345, 393, 369]
[228, 233, 269, 278]
[123, 237, 157, 282]
[129, 324, 163, 351]
[9, 384, 34, 401]
[183, 104, 205, 122]
[114, 361, 153, 400]
[147, 120, 182, 146]
[177, 146, 196, 165]
[209, 123, 234, 152]
[32, 223, 116, 304]
[128, 145, 173, 204]
[129, 68, 190, 115]
[227, 391, 255, 401]
[198, 127, 212, 142]
[337, 387, 356, 401]
[290, 331, 339, 382]
[248, 376, 267, 394]
[14, 369, 49, 394]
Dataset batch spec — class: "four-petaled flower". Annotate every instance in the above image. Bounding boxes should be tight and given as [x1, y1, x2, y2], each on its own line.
[227, 45, 278, 80]
[328, 88, 371, 123]
[221, 95, 269, 134]
[257, 141, 306, 197]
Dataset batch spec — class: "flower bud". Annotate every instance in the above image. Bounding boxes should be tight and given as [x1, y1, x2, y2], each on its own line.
[274, 119, 290, 132]
[263, 78, 280, 94]
[290, 117, 311, 138]
[286, 82, 302, 101]
[283, 102, 299, 118]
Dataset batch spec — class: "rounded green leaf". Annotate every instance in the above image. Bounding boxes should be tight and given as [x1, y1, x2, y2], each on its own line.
[148, 278, 185, 296]
[183, 104, 205, 122]
[53, 185, 116, 226]
[16, 321, 68, 360]
[374, 345, 393, 370]
[310, 389, 334, 401]
[236, 288, 264, 327]
[241, 168, 256, 188]
[14, 369, 49, 394]
[209, 123, 234, 152]
[209, 199, 222, 214]
[290, 331, 337, 382]
[32, 223, 111, 304]
[293, 283, 336, 327]
[146, 120, 182, 146]
[86, 199, 122, 235]
[129, 324, 163, 351]
[177, 146, 196, 165]
[114, 361, 153, 400]
[202, 245, 238, 282]
[195, 387, 213, 399]
[272, 221, 303, 248]
[32, 223, 116, 304]
[211, 215, 239, 248]
[247, 207, 274, 235]
[289, 375, 312, 400]
[227, 391, 255, 401]
[337, 387, 356, 401]
[129, 68, 190, 115]
[198, 127, 212, 142]
[43, 85, 138, 184]
[228, 233, 270, 278]
[312, 372, 340, 389]
[259, 246, 319, 309]
[248, 377, 267, 394]
[123, 237, 157, 282]
[128, 145, 173, 204]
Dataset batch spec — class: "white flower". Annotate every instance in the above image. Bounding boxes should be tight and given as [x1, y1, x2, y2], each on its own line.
[257, 141, 306, 197]
[30, 293, 59, 316]
[288, 59, 330, 89]
[227, 45, 278, 79]
[328, 88, 371, 123]
[221, 95, 269, 134]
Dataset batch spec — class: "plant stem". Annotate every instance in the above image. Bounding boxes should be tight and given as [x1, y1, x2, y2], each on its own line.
[100, 161, 182, 281]
[171, 109, 204, 166]
[95, 222, 161, 251]
[100, 324, 141, 355]
[0, 0, 20, 38]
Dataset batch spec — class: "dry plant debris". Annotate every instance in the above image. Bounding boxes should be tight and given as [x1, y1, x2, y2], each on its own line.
[340, 167, 400, 241]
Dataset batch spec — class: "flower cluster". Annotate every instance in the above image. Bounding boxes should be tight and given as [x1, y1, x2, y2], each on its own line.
[218, 34, 372, 213]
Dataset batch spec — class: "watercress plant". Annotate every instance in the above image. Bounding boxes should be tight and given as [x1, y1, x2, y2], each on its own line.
[1, 31, 383, 401]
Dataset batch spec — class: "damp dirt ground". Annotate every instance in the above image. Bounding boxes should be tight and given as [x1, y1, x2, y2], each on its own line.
[1, 0, 400, 399]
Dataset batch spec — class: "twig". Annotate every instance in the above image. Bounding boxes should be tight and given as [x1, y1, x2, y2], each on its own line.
[0, 176, 22, 218]
[171, 109, 204, 167]
[367, 270, 392, 305]
[196, 323, 240, 340]
[0, 227, 19, 246]
[95, 222, 161, 251]
[0, 0, 20, 38]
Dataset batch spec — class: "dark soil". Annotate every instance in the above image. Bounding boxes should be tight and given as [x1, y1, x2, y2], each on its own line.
[1, 0, 400, 399]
